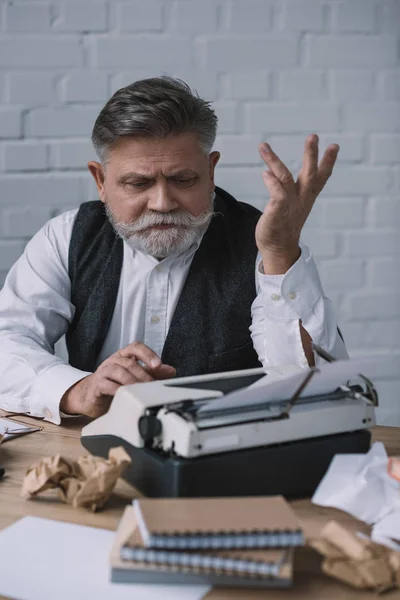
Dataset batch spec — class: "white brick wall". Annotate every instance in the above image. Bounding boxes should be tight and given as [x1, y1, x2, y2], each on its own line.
[0, 0, 398, 424]
[118, 1, 164, 32]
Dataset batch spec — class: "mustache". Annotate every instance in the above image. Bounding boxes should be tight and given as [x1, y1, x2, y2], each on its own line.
[105, 202, 215, 236]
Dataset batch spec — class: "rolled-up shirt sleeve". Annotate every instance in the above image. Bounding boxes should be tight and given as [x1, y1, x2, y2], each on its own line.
[0, 211, 91, 424]
[250, 242, 348, 368]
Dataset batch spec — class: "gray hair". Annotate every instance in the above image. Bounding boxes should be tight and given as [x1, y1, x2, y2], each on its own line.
[92, 76, 218, 163]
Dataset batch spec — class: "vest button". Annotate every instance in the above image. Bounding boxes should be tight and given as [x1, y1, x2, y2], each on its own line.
[150, 315, 160, 324]
[270, 293, 280, 301]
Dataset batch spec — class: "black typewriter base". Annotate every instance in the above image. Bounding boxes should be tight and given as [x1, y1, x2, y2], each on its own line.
[81, 429, 371, 498]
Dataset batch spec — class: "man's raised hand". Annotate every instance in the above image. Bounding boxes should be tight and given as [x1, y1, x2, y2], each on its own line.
[255, 134, 339, 274]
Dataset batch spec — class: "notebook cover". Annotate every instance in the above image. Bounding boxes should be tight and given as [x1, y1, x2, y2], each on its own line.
[134, 495, 302, 537]
[112, 506, 293, 581]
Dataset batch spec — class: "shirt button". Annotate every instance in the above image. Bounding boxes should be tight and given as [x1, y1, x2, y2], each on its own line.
[150, 315, 160, 324]
[44, 409, 52, 419]
[155, 265, 162, 272]
[271, 293, 281, 301]
[288, 292, 297, 300]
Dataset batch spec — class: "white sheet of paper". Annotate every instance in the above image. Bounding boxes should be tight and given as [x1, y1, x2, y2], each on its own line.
[0, 516, 210, 600]
[199, 356, 388, 414]
[312, 442, 400, 525]
[245, 365, 302, 390]
[0, 417, 40, 441]
[312, 442, 400, 553]
[371, 511, 400, 552]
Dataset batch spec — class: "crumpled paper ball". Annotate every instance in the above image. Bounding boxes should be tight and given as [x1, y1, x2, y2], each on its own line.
[21, 446, 131, 512]
[309, 520, 400, 594]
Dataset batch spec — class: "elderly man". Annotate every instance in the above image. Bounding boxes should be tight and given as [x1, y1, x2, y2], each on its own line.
[0, 77, 347, 424]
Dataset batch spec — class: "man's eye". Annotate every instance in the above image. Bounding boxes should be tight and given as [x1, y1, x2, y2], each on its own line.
[174, 178, 195, 186]
[129, 182, 148, 188]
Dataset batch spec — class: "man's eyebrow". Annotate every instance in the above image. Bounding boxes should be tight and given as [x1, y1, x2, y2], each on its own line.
[118, 169, 199, 183]
[167, 169, 199, 178]
[118, 172, 155, 183]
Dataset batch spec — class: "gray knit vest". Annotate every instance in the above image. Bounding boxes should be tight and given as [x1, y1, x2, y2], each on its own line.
[66, 186, 263, 377]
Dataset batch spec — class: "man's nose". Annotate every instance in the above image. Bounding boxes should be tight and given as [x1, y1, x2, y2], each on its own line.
[147, 183, 179, 212]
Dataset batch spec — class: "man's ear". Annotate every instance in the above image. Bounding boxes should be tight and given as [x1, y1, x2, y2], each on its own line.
[208, 150, 220, 184]
[88, 161, 106, 203]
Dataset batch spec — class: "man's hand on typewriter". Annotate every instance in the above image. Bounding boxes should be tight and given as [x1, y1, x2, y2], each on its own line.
[60, 342, 176, 418]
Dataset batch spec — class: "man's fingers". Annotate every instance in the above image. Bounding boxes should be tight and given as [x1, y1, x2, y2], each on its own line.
[262, 170, 287, 204]
[102, 363, 137, 385]
[115, 357, 155, 382]
[152, 364, 177, 379]
[316, 144, 340, 191]
[96, 379, 120, 398]
[298, 140, 339, 201]
[259, 143, 296, 190]
[118, 341, 162, 369]
[300, 134, 319, 179]
[103, 362, 154, 385]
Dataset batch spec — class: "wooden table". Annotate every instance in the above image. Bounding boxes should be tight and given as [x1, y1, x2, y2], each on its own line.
[1, 413, 399, 600]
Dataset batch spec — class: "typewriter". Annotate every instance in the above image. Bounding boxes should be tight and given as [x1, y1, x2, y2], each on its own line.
[81, 356, 379, 498]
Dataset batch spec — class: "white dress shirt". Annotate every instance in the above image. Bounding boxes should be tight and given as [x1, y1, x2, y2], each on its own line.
[0, 208, 348, 424]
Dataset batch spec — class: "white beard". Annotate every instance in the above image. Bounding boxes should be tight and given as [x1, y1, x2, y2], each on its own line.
[105, 193, 215, 258]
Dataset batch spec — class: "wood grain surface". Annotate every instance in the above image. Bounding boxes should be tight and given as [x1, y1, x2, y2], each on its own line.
[1, 412, 399, 599]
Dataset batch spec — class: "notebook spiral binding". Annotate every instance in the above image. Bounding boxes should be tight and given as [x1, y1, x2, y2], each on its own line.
[120, 547, 287, 577]
[145, 530, 304, 550]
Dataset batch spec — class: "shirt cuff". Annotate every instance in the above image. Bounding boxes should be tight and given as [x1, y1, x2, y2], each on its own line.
[30, 363, 92, 425]
[257, 243, 325, 321]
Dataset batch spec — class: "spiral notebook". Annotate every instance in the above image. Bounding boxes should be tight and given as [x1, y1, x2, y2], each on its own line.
[111, 506, 293, 588]
[133, 496, 304, 550]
